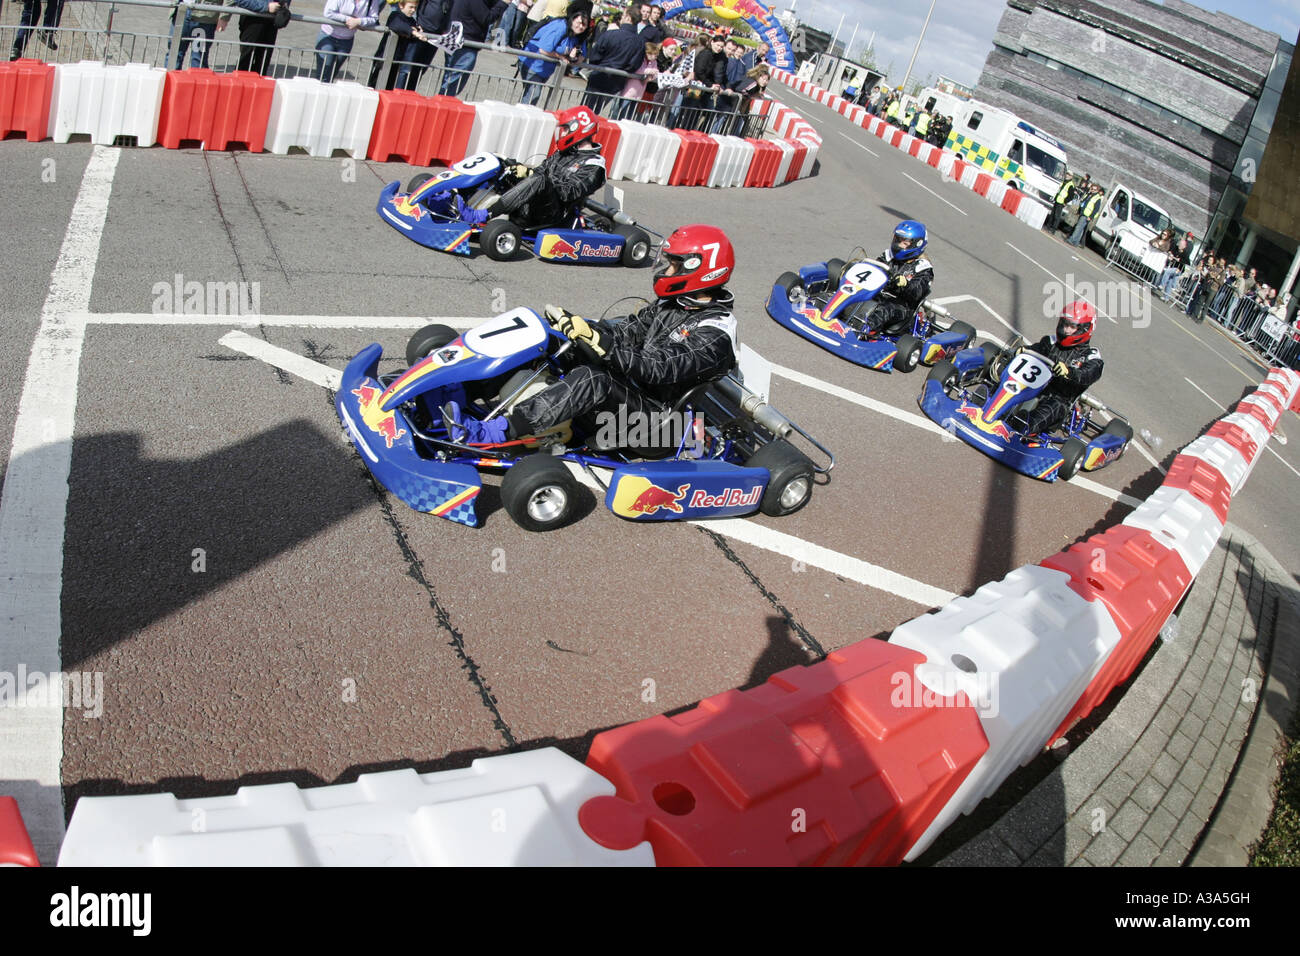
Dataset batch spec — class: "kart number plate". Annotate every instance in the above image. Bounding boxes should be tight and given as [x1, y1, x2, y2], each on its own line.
[841, 261, 887, 293]
[462, 308, 547, 358]
[453, 153, 500, 176]
[1006, 352, 1051, 389]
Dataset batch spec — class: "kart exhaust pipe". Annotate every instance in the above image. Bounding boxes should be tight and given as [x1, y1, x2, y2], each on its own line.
[923, 300, 951, 319]
[583, 198, 637, 228]
[715, 376, 835, 473]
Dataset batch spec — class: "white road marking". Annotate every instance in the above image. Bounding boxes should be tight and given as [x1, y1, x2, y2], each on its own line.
[836, 130, 878, 157]
[1185, 377, 1300, 480]
[932, 294, 1019, 339]
[219, 331, 342, 389]
[902, 172, 968, 216]
[1004, 241, 1119, 323]
[79, 313, 482, 329]
[0, 144, 120, 864]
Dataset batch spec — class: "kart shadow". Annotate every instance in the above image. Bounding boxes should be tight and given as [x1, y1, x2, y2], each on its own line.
[473, 478, 598, 530]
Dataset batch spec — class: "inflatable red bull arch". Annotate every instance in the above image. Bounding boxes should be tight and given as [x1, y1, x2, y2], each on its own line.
[657, 0, 796, 71]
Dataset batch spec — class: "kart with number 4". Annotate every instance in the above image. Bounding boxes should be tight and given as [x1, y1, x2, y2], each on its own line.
[919, 335, 1134, 481]
[377, 152, 654, 266]
[767, 256, 977, 372]
[336, 307, 834, 531]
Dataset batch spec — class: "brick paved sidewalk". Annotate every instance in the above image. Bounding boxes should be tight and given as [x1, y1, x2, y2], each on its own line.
[938, 523, 1300, 867]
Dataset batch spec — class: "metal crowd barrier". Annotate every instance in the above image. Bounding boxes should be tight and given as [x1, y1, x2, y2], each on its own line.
[2, 1, 766, 134]
[1104, 240, 1161, 287]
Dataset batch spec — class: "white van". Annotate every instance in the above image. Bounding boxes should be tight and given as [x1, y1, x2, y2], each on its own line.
[928, 94, 1069, 207]
[1088, 183, 1175, 276]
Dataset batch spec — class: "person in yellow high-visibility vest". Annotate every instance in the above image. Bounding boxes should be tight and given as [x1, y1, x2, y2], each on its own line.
[1068, 184, 1104, 246]
[914, 109, 931, 139]
[1045, 175, 1078, 234]
[885, 96, 902, 126]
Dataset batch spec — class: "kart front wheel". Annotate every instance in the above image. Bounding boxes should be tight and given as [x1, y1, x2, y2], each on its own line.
[825, 258, 847, 287]
[894, 333, 923, 372]
[406, 324, 459, 366]
[775, 271, 804, 299]
[949, 320, 977, 351]
[406, 172, 435, 194]
[1058, 437, 1088, 481]
[501, 454, 579, 531]
[481, 219, 522, 261]
[615, 225, 652, 267]
[927, 359, 958, 391]
[1102, 419, 1134, 443]
[747, 440, 815, 517]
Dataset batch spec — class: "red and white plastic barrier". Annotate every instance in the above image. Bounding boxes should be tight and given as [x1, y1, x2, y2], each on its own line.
[265, 77, 378, 157]
[48, 60, 165, 145]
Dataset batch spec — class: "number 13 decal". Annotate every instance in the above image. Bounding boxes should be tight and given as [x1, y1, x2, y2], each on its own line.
[1011, 356, 1043, 383]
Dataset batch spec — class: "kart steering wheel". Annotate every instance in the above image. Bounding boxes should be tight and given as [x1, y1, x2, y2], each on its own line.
[544, 304, 609, 366]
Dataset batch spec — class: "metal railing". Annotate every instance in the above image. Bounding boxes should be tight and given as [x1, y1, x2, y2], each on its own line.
[3, 2, 769, 135]
[1173, 271, 1300, 367]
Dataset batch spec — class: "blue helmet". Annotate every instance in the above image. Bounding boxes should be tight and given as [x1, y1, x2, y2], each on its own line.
[890, 220, 927, 262]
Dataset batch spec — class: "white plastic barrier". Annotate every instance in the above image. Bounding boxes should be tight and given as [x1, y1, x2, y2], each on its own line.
[1015, 197, 1049, 229]
[467, 100, 556, 164]
[1252, 382, 1289, 415]
[959, 164, 981, 189]
[265, 78, 378, 157]
[1237, 393, 1281, 428]
[1218, 411, 1272, 468]
[796, 138, 821, 178]
[891, 565, 1123, 861]
[936, 151, 959, 178]
[768, 103, 794, 137]
[772, 137, 796, 183]
[707, 135, 753, 188]
[48, 61, 166, 146]
[986, 179, 1010, 207]
[1178, 435, 1250, 494]
[609, 121, 678, 184]
[1121, 485, 1224, 578]
[915, 143, 935, 165]
[58, 749, 654, 867]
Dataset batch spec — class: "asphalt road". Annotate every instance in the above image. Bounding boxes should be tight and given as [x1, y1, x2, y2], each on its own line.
[1, 77, 1296, 850]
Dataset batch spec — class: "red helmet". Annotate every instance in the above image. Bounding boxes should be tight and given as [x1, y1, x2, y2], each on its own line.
[554, 106, 599, 152]
[1057, 300, 1096, 347]
[653, 225, 735, 300]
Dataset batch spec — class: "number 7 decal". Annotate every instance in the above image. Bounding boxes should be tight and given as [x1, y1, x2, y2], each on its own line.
[702, 242, 720, 269]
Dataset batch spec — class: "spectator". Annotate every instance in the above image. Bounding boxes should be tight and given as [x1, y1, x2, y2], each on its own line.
[634, 1, 664, 44]
[388, 0, 432, 90]
[1067, 183, 1104, 247]
[172, 0, 232, 70]
[314, 0, 382, 83]
[440, 0, 509, 96]
[612, 39, 660, 120]
[496, 0, 535, 48]
[711, 35, 747, 133]
[648, 4, 666, 38]
[524, 0, 570, 40]
[230, 0, 292, 76]
[12, 0, 66, 58]
[518, 0, 591, 105]
[654, 37, 692, 127]
[1158, 232, 1192, 301]
[741, 39, 769, 72]
[685, 32, 726, 130]
[1045, 174, 1080, 235]
[583, 4, 644, 114]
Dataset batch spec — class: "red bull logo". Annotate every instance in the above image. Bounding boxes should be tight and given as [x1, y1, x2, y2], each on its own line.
[540, 235, 580, 260]
[957, 403, 1012, 442]
[353, 383, 407, 449]
[392, 194, 424, 221]
[689, 487, 761, 508]
[630, 482, 689, 516]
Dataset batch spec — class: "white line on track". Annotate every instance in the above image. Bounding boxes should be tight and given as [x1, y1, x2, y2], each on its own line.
[226, 339, 958, 607]
[1003, 241, 1119, 323]
[836, 130, 878, 157]
[0, 144, 120, 863]
[80, 313, 482, 329]
[901, 172, 968, 216]
[1185, 377, 1300, 480]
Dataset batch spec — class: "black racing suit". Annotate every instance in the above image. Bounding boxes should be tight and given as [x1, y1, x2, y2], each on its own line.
[493, 143, 607, 231]
[508, 291, 739, 437]
[866, 249, 933, 335]
[1023, 335, 1104, 434]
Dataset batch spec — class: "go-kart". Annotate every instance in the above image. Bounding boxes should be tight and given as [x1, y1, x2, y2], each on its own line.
[335, 307, 834, 531]
[767, 256, 976, 372]
[919, 336, 1134, 481]
[377, 152, 654, 266]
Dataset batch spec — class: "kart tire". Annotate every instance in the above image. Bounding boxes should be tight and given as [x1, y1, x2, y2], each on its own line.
[927, 359, 958, 390]
[481, 219, 522, 261]
[949, 320, 977, 350]
[1058, 437, 1088, 481]
[894, 333, 923, 372]
[825, 258, 847, 287]
[406, 324, 459, 365]
[467, 187, 497, 210]
[746, 439, 815, 517]
[406, 172, 435, 194]
[983, 342, 1008, 380]
[775, 271, 804, 297]
[1102, 419, 1134, 443]
[614, 225, 652, 267]
[501, 454, 579, 532]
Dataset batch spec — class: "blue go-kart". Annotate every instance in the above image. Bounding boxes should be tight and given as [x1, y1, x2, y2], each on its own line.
[766, 256, 977, 372]
[378, 152, 654, 266]
[919, 336, 1134, 481]
[335, 307, 834, 531]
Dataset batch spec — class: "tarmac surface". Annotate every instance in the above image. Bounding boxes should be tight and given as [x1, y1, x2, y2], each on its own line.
[0, 20, 1298, 865]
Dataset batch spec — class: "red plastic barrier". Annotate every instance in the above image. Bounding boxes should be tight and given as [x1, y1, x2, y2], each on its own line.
[907, 137, 923, 157]
[1001, 188, 1023, 214]
[784, 138, 809, 182]
[1161, 453, 1234, 523]
[952, 158, 967, 181]
[1247, 389, 1284, 417]
[886, 128, 903, 149]
[1235, 399, 1276, 433]
[367, 91, 473, 166]
[744, 137, 780, 187]
[1205, 419, 1260, 464]
[579, 639, 988, 866]
[157, 69, 274, 152]
[1042, 525, 1193, 742]
[926, 148, 941, 168]
[668, 129, 717, 186]
[0, 58, 54, 142]
[973, 172, 993, 196]
[0, 798, 38, 866]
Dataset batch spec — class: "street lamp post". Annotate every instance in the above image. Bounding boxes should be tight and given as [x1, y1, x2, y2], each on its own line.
[900, 0, 938, 94]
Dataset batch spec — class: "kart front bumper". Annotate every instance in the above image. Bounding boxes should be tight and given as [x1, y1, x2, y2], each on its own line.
[376, 181, 477, 256]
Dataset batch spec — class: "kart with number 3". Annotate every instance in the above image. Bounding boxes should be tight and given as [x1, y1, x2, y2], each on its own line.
[919, 336, 1134, 481]
[767, 256, 977, 372]
[336, 307, 834, 531]
[377, 152, 655, 266]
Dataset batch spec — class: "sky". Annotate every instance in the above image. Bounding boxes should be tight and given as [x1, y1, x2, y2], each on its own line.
[768, 0, 1300, 89]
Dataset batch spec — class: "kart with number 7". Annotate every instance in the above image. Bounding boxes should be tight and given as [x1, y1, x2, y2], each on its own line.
[336, 307, 834, 531]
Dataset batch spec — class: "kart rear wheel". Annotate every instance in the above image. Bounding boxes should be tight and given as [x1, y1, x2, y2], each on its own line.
[614, 225, 652, 267]
[775, 271, 804, 298]
[949, 320, 977, 350]
[1058, 437, 1088, 481]
[894, 333, 923, 372]
[927, 359, 958, 391]
[501, 454, 579, 532]
[481, 219, 522, 261]
[825, 258, 847, 287]
[747, 440, 815, 517]
[406, 172, 435, 194]
[1102, 419, 1134, 443]
[406, 324, 459, 366]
